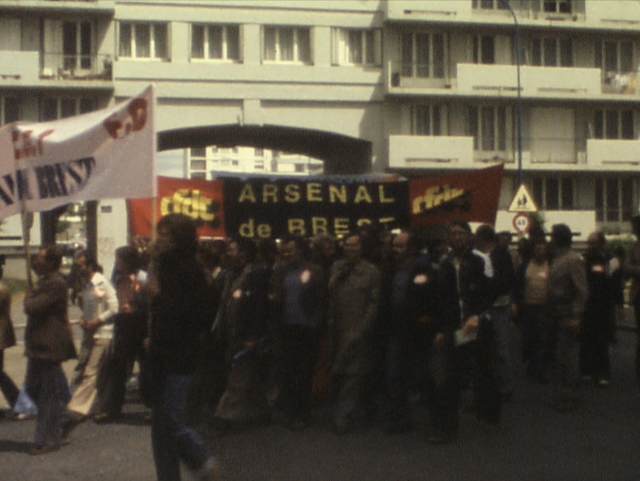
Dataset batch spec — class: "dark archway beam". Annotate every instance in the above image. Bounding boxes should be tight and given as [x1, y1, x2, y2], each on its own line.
[157, 124, 372, 175]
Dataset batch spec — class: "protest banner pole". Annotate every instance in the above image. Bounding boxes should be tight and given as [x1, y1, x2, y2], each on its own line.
[150, 188, 158, 243]
[20, 211, 33, 288]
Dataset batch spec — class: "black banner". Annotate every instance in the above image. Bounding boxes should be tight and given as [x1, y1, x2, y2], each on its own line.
[222, 176, 409, 239]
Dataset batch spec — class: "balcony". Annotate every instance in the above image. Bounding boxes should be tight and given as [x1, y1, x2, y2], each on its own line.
[457, 63, 602, 96]
[0, 51, 39, 84]
[40, 53, 113, 81]
[387, 62, 451, 92]
[388, 135, 474, 169]
[587, 139, 640, 168]
[602, 71, 638, 95]
[385, 0, 472, 22]
[387, 62, 605, 98]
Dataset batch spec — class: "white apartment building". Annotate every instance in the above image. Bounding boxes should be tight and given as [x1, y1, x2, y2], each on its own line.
[2, 0, 640, 236]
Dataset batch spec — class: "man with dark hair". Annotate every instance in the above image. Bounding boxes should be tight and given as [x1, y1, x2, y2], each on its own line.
[96, 245, 149, 421]
[429, 220, 498, 443]
[475, 224, 516, 399]
[214, 237, 271, 427]
[148, 213, 221, 480]
[327, 232, 381, 434]
[547, 223, 588, 412]
[627, 215, 640, 385]
[65, 251, 118, 427]
[383, 230, 438, 434]
[24, 245, 77, 455]
[269, 235, 326, 429]
[580, 231, 615, 386]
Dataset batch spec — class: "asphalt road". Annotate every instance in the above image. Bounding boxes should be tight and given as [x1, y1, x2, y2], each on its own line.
[2, 300, 640, 481]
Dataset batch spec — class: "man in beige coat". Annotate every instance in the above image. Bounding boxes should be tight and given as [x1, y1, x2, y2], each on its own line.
[327, 232, 381, 434]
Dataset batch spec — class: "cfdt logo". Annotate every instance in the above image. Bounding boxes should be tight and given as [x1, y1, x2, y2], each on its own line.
[160, 189, 220, 229]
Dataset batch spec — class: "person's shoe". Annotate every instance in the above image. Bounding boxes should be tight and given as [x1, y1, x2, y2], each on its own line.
[13, 412, 36, 421]
[93, 412, 117, 424]
[597, 378, 611, 387]
[200, 457, 222, 481]
[29, 444, 61, 456]
[61, 416, 83, 440]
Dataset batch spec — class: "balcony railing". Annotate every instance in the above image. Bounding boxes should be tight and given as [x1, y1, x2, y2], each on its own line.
[388, 62, 451, 90]
[602, 71, 638, 95]
[40, 53, 113, 81]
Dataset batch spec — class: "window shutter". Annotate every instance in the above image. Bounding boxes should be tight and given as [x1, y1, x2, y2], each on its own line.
[238, 24, 244, 62]
[331, 27, 339, 65]
[374, 29, 382, 67]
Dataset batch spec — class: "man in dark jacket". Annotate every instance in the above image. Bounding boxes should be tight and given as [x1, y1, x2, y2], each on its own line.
[24, 245, 76, 455]
[148, 213, 220, 481]
[580, 231, 615, 386]
[214, 238, 271, 427]
[269, 235, 326, 429]
[429, 220, 497, 444]
[383, 230, 438, 434]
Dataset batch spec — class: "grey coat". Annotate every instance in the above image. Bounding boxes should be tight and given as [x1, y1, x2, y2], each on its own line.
[328, 258, 381, 376]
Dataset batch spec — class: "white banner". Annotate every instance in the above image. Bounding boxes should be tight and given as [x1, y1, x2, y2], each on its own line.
[0, 84, 156, 219]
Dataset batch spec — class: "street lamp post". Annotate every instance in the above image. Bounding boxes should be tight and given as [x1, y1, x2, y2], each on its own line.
[501, 0, 524, 187]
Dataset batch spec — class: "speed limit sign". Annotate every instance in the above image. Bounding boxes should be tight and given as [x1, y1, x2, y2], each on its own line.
[512, 213, 531, 233]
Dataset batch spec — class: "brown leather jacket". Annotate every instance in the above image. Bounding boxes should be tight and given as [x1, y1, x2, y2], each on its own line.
[24, 272, 76, 363]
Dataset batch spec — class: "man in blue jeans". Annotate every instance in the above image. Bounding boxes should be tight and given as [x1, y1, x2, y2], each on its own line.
[147, 213, 220, 481]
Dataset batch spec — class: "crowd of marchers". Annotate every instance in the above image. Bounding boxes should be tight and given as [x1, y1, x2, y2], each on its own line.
[0, 213, 637, 471]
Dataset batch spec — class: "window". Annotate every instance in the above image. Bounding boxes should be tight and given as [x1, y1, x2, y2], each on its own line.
[543, 0, 572, 14]
[595, 177, 634, 222]
[594, 109, 635, 140]
[255, 148, 264, 157]
[191, 172, 206, 180]
[411, 105, 442, 136]
[190, 160, 206, 170]
[472, 0, 508, 9]
[332, 28, 382, 66]
[192, 24, 240, 61]
[469, 106, 507, 151]
[263, 26, 311, 63]
[63, 21, 92, 70]
[40, 97, 96, 121]
[531, 37, 572, 67]
[119, 22, 168, 59]
[1, 96, 19, 125]
[532, 177, 575, 210]
[190, 147, 206, 158]
[473, 35, 495, 64]
[401, 32, 445, 78]
[596, 40, 633, 74]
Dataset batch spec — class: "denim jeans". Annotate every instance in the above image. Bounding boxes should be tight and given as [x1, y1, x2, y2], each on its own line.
[151, 372, 213, 481]
[25, 358, 70, 447]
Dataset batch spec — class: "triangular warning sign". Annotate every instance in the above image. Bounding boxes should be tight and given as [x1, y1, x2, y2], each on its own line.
[508, 184, 538, 213]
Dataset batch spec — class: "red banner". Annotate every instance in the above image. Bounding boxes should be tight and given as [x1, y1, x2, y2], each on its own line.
[127, 176, 225, 238]
[408, 164, 504, 227]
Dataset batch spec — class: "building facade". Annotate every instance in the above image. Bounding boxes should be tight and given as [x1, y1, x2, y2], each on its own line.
[2, 0, 640, 235]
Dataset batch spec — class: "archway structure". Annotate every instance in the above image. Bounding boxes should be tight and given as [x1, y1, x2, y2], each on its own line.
[157, 124, 372, 175]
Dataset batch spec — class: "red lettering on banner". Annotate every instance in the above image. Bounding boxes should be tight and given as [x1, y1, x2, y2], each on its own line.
[103, 98, 148, 140]
[12, 128, 54, 161]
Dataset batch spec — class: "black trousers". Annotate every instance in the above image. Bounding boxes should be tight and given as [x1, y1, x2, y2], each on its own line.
[98, 313, 147, 416]
[276, 324, 319, 424]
